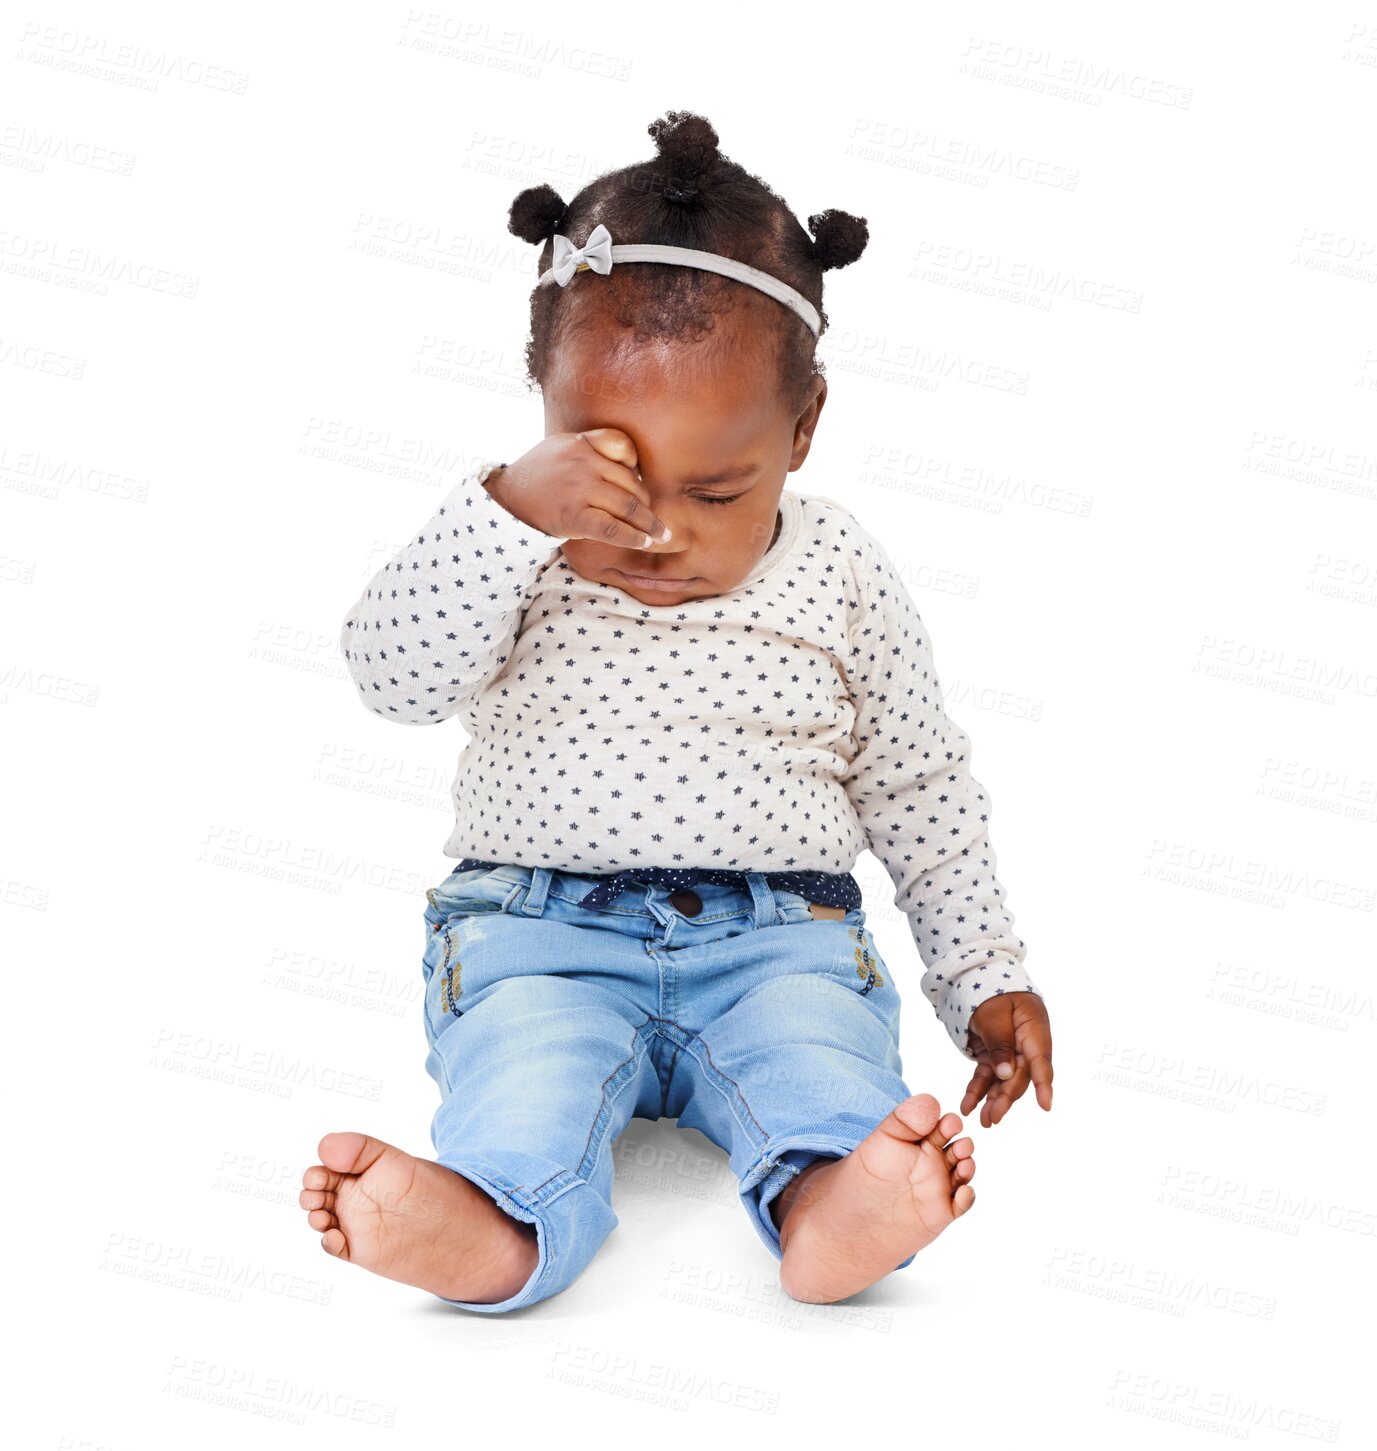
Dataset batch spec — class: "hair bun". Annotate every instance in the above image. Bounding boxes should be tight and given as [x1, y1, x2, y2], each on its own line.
[508, 184, 568, 245]
[808, 209, 869, 271]
[647, 110, 720, 204]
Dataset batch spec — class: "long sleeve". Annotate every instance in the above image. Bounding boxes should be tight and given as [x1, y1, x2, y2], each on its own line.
[841, 531, 1041, 1059]
[339, 459, 564, 725]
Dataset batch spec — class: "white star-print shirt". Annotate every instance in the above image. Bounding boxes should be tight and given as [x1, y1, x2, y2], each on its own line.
[340, 459, 1041, 1058]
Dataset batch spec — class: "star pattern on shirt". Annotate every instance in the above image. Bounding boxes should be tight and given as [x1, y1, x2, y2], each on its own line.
[340, 460, 1040, 1057]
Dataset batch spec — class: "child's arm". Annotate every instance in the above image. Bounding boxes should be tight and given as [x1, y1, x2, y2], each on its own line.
[840, 530, 1044, 1063]
[338, 459, 564, 724]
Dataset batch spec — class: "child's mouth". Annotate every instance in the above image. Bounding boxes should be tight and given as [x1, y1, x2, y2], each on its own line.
[617, 571, 698, 591]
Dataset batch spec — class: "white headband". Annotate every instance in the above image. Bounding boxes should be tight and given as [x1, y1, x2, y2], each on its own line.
[535, 222, 822, 338]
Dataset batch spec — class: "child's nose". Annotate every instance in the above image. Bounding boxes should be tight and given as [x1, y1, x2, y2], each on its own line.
[635, 509, 691, 552]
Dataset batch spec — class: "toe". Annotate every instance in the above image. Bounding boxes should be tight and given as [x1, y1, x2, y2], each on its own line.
[933, 1111, 963, 1143]
[943, 1137, 974, 1171]
[317, 1131, 385, 1176]
[887, 1093, 942, 1141]
[923, 1113, 964, 1158]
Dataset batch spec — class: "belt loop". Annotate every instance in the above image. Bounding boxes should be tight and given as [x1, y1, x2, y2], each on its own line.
[518, 866, 553, 917]
[745, 872, 776, 930]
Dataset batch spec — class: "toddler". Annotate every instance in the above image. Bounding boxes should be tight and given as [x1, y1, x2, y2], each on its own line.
[300, 110, 1054, 1312]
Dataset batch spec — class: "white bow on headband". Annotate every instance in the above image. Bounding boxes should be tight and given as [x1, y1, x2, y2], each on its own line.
[550, 223, 614, 286]
[537, 222, 822, 336]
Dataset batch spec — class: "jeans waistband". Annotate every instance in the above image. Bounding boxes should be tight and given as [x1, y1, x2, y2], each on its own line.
[510, 865, 781, 932]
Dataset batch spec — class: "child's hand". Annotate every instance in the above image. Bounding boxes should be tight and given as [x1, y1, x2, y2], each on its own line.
[960, 992, 1054, 1128]
[484, 429, 673, 550]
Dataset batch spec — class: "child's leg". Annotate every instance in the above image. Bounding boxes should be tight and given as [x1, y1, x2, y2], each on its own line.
[302, 962, 661, 1314]
[414, 869, 668, 1312]
[671, 916, 975, 1302]
[305, 864, 672, 1312]
[424, 969, 662, 1312]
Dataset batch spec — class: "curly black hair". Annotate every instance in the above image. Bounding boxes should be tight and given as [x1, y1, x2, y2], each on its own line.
[507, 110, 868, 414]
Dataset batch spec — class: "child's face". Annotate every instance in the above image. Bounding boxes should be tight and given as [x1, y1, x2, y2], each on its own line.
[542, 321, 826, 606]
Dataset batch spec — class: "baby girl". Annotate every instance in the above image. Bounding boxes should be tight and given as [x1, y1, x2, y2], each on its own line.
[300, 110, 1054, 1313]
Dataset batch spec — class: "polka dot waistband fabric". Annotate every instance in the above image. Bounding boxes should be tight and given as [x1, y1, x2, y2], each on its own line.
[454, 858, 862, 912]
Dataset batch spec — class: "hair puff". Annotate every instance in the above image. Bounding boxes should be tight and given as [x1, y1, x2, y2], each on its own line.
[647, 110, 721, 203]
[508, 184, 567, 245]
[808, 210, 869, 271]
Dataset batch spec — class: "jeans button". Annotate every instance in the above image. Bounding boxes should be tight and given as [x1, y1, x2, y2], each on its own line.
[668, 888, 703, 917]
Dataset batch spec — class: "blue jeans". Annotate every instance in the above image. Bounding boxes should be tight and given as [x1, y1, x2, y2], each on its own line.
[419, 863, 915, 1312]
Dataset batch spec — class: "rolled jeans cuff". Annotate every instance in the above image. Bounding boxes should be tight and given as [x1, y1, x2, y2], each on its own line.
[740, 1133, 919, 1273]
[430, 1160, 616, 1314]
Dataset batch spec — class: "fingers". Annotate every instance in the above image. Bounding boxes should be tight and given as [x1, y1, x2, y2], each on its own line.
[983, 1058, 1032, 1127]
[1012, 1008, 1054, 1112]
[576, 432, 670, 539]
[965, 992, 1056, 1122]
[960, 1062, 995, 1115]
[1027, 1049, 1054, 1111]
[577, 427, 638, 472]
[969, 1002, 1019, 1082]
[574, 439, 672, 546]
[571, 477, 673, 550]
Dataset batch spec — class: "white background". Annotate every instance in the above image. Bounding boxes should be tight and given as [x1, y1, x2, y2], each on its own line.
[5, 1, 1374, 1443]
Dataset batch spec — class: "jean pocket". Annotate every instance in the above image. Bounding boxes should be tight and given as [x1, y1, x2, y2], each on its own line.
[421, 869, 525, 1034]
[425, 866, 519, 926]
[774, 889, 866, 929]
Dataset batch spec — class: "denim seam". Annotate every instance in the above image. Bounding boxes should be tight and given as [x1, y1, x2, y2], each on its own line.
[521, 1168, 582, 1207]
[661, 1039, 685, 1118]
[678, 1031, 769, 1149]
[523, 1017, 655, 1197]
[669, 906, 757, 926]
[576, 1019, 655, 1183]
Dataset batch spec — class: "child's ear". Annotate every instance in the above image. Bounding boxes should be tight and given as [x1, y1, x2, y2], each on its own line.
[788, 374, 828, 470]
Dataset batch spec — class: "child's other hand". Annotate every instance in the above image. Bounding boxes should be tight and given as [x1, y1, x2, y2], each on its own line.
[484, 429, 672, 550]
[960, 992, 1053, 1128]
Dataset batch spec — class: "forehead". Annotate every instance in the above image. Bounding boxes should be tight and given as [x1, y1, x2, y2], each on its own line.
[544, 327, 787, 455]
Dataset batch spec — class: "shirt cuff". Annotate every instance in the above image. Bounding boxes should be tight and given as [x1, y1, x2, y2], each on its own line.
[922, 955, 1043, 1061]
[457, 457, 567, 560]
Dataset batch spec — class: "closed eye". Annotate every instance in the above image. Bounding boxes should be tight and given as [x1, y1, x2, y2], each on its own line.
[693, 493, 744, 506]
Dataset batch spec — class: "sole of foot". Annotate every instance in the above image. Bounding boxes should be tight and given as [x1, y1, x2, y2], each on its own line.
[776, 1093, 975, 1304]
[299, 1132, 539, 1305]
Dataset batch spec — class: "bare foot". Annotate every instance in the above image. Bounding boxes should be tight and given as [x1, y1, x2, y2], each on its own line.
[772, 1094, 975, 1304]
[299, 1132, 539, 1304]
